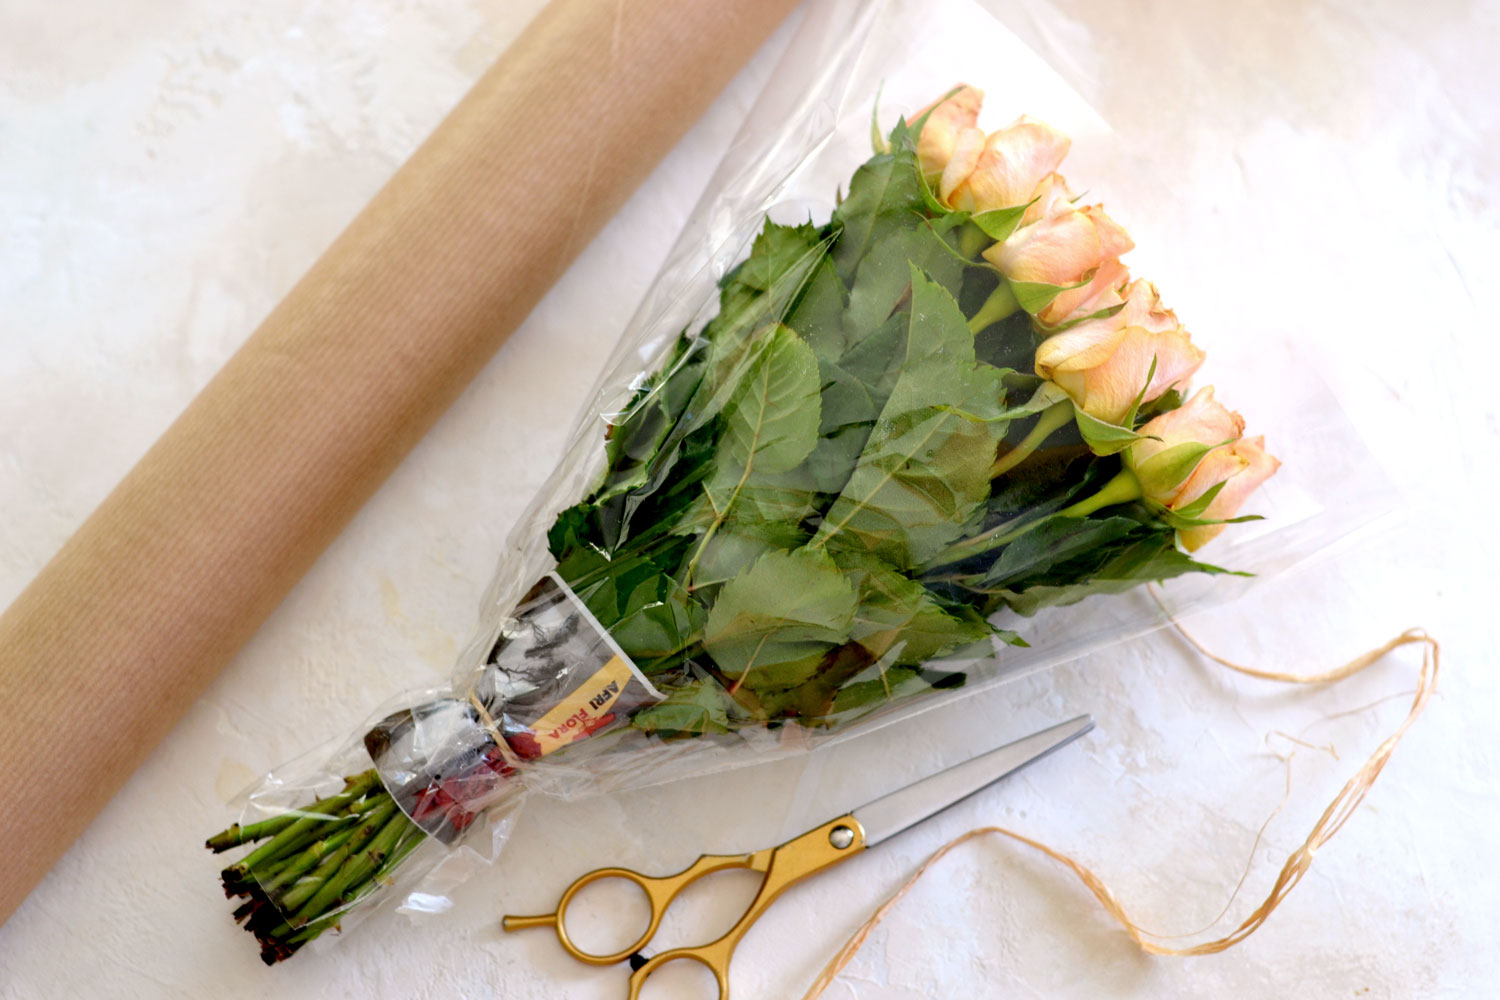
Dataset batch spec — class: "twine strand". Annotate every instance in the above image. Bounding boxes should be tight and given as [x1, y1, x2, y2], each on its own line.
[467, 691, 526, 772]
[799, 618, 1440, 998]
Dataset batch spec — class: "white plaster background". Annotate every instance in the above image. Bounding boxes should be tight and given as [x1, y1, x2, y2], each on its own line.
[1, 0, 1498, 997]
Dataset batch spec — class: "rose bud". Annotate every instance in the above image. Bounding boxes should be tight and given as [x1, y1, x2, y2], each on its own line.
[940, 115, 1072, 213]
[984, 199, 1133, 300]
[1036, 256, 1131, 328]
[1174, 435, 1281, 550]
[913, 85, 984, 179]
[1034, 280, 1205, 424]
[1125, 387, 1280, 550]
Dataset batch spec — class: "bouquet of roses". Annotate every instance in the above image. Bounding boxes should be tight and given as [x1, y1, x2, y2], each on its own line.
[207, 84, 1278, 963]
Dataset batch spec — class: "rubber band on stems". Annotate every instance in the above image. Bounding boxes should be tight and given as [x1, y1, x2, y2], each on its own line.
[798, 610, 1440, 998]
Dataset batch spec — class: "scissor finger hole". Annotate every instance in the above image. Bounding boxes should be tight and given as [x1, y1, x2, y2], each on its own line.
[560, 875, 652, 957]
[638, 954, 724, 1000]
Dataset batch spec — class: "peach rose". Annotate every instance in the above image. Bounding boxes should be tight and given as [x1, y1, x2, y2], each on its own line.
[1036, 256, 1130, 328]
[939, 115, 1071, 214]
[1034, 280, 1205, 424]
[983, 199, 1133, 294]
[1175, 436, 1280, 550]
[913, 85, 983, 179]
[1125, 388, 1280, 550]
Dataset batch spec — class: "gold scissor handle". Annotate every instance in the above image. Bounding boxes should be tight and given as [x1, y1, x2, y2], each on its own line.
[504, 814, 866, 999]
[501, 850, 766, 966]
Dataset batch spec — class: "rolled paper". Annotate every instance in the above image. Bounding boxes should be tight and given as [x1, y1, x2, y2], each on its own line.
[0, 0, 799, 926]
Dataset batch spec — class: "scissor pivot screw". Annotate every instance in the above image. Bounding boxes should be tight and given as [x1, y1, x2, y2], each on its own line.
[829, 825, 855, 849]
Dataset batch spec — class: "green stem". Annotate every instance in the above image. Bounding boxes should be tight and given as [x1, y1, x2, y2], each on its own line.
[290, 802, 404, 925]
[957, 221, 990, 259]
[1055, 468, 1143, 520]
[280, 799, 396, 916]
[261, 824, 359, 894]
[921, 468, 1144, 572]
[207, 816, 298, 854]
[966, 281, 1019, 333]
[207, 770, 378, 854]
[989, 402, 1073, 479]
[223, 773, 382, 878]
[280, 824, 427, 951]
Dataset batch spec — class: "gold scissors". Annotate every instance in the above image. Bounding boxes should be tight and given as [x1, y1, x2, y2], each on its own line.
[502, 715, 1093, 998]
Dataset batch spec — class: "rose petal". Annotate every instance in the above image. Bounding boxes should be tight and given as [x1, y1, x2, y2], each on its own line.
[1179, 436, 1281, 551]
[1131, 386, 1244, 468]
[1037, 257, 1130, 327]
[959, 116, 1071, 212]
[939, 127, 987, 206]
[915, 84, 983, 177]
[987, 207, 1104, 285]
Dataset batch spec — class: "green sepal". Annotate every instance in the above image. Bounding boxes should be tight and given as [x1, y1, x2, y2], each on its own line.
[1119, 355, 1158, 430]
[1074, 406, 1149, 456]
[1003, 378, 1071, 420]
[1037, 299, 1125, 334]
[916, 152, 951, 216]
[1156, 506, 1265, 532]
[869, 81, 890, 155]
[1130, 440, 1216, 499]
[1010, 279, 1064, 315]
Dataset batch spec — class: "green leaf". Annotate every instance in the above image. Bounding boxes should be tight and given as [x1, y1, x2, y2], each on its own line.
[690, 522, 806, 589]
[629, 680, 744, 738]
[717, 324, 822, 475]
[609, 574, 707, 661]
[595, 334, 710, 505]
[916, 155, 950, 215]
[831, 664, 968, 717]
[816, 267, 1010, 569]
[1006, 378, 1071, 419]
[563, 540, 693, 627]
[836, 311, 909, 407]
[785, 256, 849, 361]
[978, 515, 1141, 588]
[844, 221, 965, 344]
[817, 357, 882, 433]
[702, 224, 836, 363]
[702, 548, 858, 689]
[1137, 386, 1185, 420]
[830, 150, 926, 282]
[840, 553, 993, 664]
[702, 547, 857, 686]
[988, 532, 1243, 617]
[917, 454, 1114, 573]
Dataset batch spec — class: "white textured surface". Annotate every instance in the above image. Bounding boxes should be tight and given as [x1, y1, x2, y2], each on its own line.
[2, 1, 1498, 997]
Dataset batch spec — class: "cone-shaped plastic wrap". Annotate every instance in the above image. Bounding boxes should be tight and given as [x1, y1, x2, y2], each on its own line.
[0, 0, 801, 927]
[205, 0, 1398, 964]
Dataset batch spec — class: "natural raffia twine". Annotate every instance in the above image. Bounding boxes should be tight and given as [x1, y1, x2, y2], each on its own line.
[467, 692, 527, 772]
[800, 603, 1440, 998]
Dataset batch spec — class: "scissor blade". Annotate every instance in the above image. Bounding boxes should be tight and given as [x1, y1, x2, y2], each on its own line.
[852, 715, 1093, 848]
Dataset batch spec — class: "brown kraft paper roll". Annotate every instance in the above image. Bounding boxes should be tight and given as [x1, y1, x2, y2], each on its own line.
[0, 0, 801, 926]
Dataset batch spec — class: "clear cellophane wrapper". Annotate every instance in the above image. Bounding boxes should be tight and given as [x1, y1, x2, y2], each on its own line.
[220, 0, 1398, 956]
